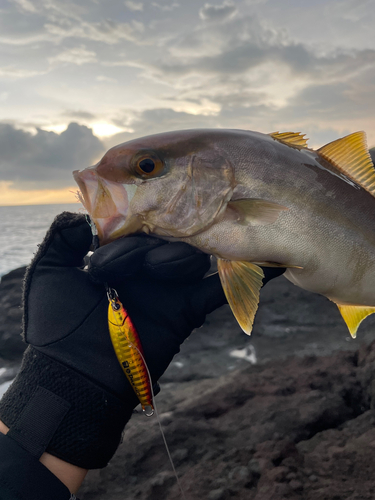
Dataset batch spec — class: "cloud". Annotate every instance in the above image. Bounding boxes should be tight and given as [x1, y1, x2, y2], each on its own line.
[13, 0, 36, 13]
[125, 1, 143, 11]
[48, 46, 97, 65]
[151, 2, 179, 11]
[105, 107, 222, 147]
[95, 75, 118, 83]
[199, 1, 237, 22]
[0, 66, 47, 79]
[61, 110, 97, 120]
[123, 11, 375, 137]
[0, 123, 104, 189]
[44, 18, 145, 45]
[0, 0, 374, 167]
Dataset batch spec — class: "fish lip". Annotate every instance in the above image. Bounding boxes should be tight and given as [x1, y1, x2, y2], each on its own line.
[73, 168, 141, 243]
[73, 167, 99, 215]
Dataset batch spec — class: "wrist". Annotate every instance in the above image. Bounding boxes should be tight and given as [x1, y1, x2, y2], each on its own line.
[0, 419, 8, 436]
[0, 347, 134, 469]
[0, 419, 86, 493]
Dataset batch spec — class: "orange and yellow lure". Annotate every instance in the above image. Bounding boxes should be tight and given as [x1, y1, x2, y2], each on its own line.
[107, 287, 154, 416]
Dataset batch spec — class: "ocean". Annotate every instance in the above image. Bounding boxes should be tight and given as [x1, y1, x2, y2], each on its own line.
[0, 203, 84, 393]
[0, 203, 83, 278]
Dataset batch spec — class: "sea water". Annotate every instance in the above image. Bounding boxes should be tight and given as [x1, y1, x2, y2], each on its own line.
[0, 203, 83, 278]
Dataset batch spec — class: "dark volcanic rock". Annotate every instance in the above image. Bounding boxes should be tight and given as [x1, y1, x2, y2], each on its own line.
[79, 344, 375, 500]
[0, 267, 26, 362]
[2, 265, 375, 499]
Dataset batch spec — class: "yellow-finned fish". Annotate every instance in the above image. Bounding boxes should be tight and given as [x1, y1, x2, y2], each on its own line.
[74, 129, 375, 338]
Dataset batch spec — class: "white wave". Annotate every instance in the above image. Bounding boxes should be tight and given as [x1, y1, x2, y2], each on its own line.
[229, 345, 257, 364]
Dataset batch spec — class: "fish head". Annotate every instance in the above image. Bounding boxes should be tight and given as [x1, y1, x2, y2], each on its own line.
[74, 130, 235, 244]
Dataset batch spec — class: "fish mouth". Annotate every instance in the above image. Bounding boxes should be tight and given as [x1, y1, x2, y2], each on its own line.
[73, 168, 139, 244]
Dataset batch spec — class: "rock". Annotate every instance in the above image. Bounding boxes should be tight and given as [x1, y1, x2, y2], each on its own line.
[248, 458, 261, 476]
[171, 448, 188, 463]
[289, 479, 303, 491]
[79, 341, 375, 499]
[3, 265, 375, 499]
[228, 465, 250, 481]
[208, 488, 226, 500]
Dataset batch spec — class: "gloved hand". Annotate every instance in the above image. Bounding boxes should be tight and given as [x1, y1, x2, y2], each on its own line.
[0, 212, 284, 470]
[0, 212, 227, 469]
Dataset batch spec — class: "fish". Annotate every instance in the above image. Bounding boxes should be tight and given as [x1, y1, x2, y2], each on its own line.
[73, 129, 375, 338]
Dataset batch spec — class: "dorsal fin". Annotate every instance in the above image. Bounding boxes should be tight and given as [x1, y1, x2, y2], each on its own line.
[269, 131, 309, 149]
[317, 132, 375, 197]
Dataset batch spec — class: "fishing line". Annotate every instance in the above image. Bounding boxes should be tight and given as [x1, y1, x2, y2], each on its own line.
[85, 216, 187, 498]
[108, 287, 187, 500]
[134, 343, 187, 500]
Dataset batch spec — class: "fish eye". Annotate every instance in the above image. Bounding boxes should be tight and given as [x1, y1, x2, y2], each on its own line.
[134, 152, 164, 178]
[138, 158, 155, 173]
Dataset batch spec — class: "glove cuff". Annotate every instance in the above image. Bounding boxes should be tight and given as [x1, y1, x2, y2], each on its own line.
[0, 346, 133, 469]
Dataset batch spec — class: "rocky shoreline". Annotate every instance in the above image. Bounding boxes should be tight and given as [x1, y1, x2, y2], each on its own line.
[1, 266, 375, 499]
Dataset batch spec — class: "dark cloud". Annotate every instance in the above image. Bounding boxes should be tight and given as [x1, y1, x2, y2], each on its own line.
[0, 122, 104, 189]
[152, 38, 375, 81]
[61, 110, 97, 120]
[105, 108, 222, 147]
[199, 2, 237, 22]
[133, 13, 375, 119]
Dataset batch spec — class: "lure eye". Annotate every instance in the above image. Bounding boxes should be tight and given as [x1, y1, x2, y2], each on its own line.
[134, 153, 164, 178]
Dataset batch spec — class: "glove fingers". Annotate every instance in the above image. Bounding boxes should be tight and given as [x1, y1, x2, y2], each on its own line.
[89, 238, 211, 284]
[190, 273, 227, 326]
[262, 267, 286, 286]
[88, 235, 165, 283]
[32, 212, 92, 269]
[143, 242, 211, 283]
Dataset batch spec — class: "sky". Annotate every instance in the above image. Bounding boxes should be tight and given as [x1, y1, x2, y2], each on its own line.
[0, 0, 374, 205]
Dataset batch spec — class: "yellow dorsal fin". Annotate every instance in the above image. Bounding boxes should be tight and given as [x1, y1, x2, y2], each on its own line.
[336, 303, 375, 338]
[217, 259, 264, 335]
[269, 131, 309, 149]
[318, 132, 375, 197]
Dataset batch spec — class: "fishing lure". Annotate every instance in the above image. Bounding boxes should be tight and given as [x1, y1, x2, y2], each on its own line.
[107, 286, 186, 498]
[107, 286, 154, 416]
[85, 218, 184, 495]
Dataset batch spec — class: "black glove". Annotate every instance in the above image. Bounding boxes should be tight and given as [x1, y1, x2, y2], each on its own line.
[0, 212, 284, 470]
[0, 212, 226, 469]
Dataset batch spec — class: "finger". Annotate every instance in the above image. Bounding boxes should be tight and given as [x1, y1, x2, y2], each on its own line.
[33, 212, 92, 269]
[143, 242, 211, 283]
[190, 272, 227, 327]
[262, 267, 286, 286]
[88, 235, 164, 283]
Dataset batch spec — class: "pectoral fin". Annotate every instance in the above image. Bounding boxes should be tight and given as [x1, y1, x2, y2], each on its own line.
[227, 199, 288, 226]
[252, 261, 303, 269]
[217, 259, 264, 335]
[336, 303, 375, 338]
